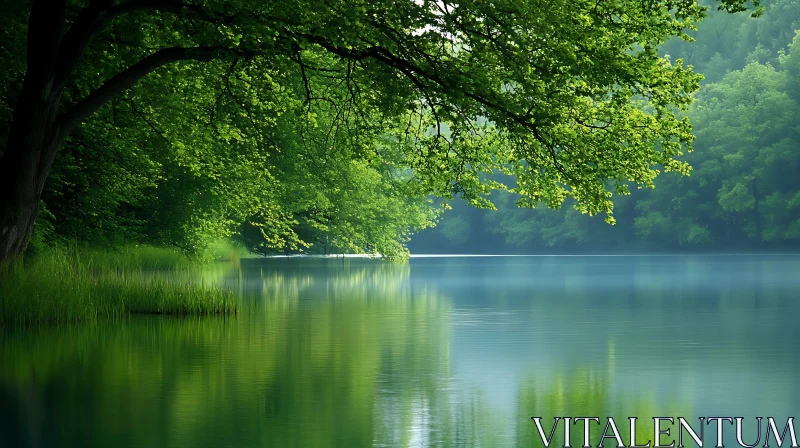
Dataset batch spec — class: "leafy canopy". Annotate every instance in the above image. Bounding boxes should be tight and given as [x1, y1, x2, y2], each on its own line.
[1, 0, 762, 257]
[420, 1, 800, 253]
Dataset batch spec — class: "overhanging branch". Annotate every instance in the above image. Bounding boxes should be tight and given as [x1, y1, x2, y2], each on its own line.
[53, 0, 235, 95]
[58, 46, 250, 135]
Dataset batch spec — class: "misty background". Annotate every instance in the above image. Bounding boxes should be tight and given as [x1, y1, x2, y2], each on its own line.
[410, 0, 800, 254]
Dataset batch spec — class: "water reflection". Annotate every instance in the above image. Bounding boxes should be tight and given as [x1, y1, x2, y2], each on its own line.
[1, 256, 799, 447]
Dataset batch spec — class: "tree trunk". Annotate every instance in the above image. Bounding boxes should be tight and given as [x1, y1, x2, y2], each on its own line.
[0, 0, 241, 263]
[0, 0, 66, 263]
[0, 145, 43, 263]
[0, 84, 62, 263]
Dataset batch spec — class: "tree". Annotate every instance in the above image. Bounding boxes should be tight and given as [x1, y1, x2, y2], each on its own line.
[408, 0, 800, 255]
[0, 0, 761, 262]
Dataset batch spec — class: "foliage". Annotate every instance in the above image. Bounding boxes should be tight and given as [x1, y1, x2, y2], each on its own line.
[416, 0, 800, 253]
[0, 245, 237, 325]
[1, 0, 753, 260]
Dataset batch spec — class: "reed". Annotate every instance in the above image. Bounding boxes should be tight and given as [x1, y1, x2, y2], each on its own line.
[0, 245, 238, 326]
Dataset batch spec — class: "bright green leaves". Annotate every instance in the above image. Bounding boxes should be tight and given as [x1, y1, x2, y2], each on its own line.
[717, 0, 764, 17]
[422, 0, 800, 251]
[275, 0, 709, 222]
[4, 0, 771, 258]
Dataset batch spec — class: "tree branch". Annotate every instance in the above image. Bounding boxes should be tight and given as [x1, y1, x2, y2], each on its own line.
[294, 31, 540, 133]
[53, 0, 233, 96]
[58, 46, 247, 135]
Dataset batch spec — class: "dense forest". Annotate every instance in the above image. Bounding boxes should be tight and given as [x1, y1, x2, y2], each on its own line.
[0, 0, 763, 262]
[411, 0, 800, 254]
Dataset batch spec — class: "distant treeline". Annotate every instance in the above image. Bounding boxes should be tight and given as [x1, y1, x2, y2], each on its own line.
[411, 0, 800, 254]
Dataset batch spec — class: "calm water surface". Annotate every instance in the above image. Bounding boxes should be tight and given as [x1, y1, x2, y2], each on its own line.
[1, 255, 799, 447]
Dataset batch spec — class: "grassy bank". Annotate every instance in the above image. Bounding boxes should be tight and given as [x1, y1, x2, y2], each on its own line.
[0, 245, 239, 326]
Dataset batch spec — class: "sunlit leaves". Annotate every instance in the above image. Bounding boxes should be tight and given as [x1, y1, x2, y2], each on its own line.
[4, 0, 765, 256]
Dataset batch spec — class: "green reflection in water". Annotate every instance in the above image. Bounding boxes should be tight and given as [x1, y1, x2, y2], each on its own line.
[515, 353, 689, 447]
[1, 261, 452, 447]
[0, 258, 703, 447]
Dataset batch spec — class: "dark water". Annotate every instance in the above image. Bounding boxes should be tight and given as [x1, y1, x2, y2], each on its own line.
[2, 255, 799, 447]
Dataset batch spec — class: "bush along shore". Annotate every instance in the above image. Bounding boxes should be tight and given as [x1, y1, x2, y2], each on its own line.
[0, 245, 240, 326]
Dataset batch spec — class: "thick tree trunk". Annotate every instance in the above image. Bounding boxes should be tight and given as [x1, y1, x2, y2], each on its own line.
[0, 0, 66, 263]
[0, 95, 62, 263]
[0, 0, 240, 263]
[0, 149, 42, 263]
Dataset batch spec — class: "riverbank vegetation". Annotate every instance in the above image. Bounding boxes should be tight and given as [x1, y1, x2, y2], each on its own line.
[0, 245, 238, 326]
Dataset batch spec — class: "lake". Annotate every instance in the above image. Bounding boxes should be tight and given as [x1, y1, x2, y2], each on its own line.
[2, 255, 799, 447]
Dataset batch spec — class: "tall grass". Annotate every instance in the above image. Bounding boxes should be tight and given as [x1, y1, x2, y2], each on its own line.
[204, 239, 251, 262]
[79, 245, 197, 270]
[0, 245, 238, 326]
